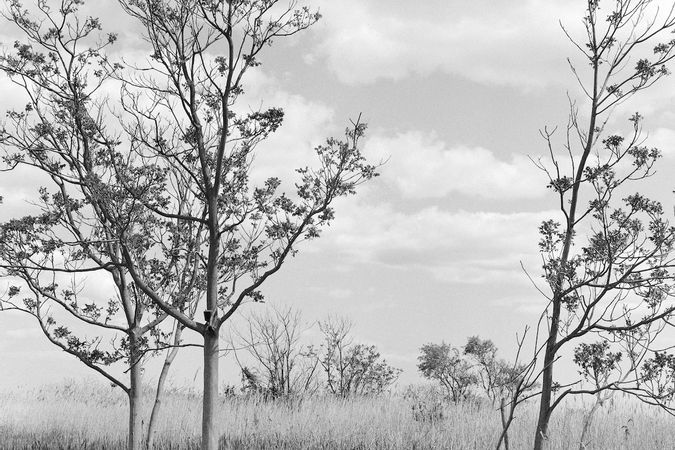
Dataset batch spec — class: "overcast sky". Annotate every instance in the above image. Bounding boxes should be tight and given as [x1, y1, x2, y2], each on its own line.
[2, 0, 675, 389]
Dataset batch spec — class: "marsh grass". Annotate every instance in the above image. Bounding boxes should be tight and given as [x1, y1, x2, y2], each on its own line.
[1, 380, 675, 449]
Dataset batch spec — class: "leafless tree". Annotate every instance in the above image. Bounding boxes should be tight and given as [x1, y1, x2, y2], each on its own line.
[231, 305, 319, 397]
[318, 316, 401, 397]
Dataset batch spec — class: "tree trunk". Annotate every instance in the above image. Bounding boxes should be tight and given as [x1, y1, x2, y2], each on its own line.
[146, 324, 184, 450]
[496, 397, 510, 450]
[202, 328, 220, 450]
[128, 334, 144, 450]
[533, 348, 554, 449]
[534, 292, 562, 450]
[578, 395, 604, 450]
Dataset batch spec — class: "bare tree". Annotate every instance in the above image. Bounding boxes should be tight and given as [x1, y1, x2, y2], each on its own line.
[319, 315, 401, 396]
[231, 305, 319, 397]
[531, 1, 675, 448]
[318, 315, 352, 396]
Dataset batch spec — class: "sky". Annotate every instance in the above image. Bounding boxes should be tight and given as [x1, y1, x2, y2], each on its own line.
[2, 0, 675, 390]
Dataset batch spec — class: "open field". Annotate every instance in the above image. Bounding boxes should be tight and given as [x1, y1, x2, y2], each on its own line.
[1, 381, 675, 449]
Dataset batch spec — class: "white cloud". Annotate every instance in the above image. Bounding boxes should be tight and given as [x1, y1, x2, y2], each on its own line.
[241, 80, 548, 203]
[310, 0, 578, 88]
[316, 201, 554, 284]
[364, 131, 544, 199]
[248, 84, 337, 184]
[647, 127, 675, 158]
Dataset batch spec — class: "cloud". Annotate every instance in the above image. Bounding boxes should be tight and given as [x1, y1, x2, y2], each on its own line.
[247, 82, 337, 184]
[363, 131, 544, 199]
[241, 79, 548, 203]
[647, 127, 675, 158]
[310, 0, 578, 88]
[316, 202, 555, 284]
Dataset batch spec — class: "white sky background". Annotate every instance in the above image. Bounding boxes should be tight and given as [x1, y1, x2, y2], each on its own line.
[3, 0, 675, 389]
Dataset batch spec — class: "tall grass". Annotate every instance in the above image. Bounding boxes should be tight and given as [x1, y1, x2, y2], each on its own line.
[1, 380, 674, 449]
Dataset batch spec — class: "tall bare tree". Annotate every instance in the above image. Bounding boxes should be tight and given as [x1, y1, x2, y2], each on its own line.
[231, 305, 319, 397]
[531, 1, 675, 448]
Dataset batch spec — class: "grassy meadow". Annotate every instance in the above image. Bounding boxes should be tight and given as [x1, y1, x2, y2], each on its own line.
[1, 380, 675, 449]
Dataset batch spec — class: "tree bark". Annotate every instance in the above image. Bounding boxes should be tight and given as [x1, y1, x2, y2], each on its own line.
[534, 305, 559, 450]
[146, 324, 184, 450]
[202, 328, 220, 450]
[128, 333, 144, 450]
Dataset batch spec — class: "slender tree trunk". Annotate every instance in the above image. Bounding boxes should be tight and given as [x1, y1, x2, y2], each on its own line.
[201, 197, 221, 450]
[578, 395, 604, 450]
[535, 297, 563, 450]
[128, 334, 144, 450]
[496, 397, 510, 450]
[202, 327, 220, 450]
[146, 324, 184, 450]
[533, 333, 556, 450]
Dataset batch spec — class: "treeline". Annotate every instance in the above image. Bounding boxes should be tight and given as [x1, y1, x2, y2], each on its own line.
[226, 307, 529, 405]
[227, 306, 537, 449]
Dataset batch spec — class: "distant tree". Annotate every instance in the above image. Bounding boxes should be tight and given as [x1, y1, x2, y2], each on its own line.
[240, 365, 265, 395]
[464, 336, 501, 404]
[335, 343, 401, 396]
[418, 342, 476, 403]
[493, 361, 537, 450]
[231, 305, 319, 397]
[530, 1, 675, 448]
[490, 329, 541, 450]
[418, 336, 538, 449]
[319, 315, 401, 396]
[318, 315, 352, 395]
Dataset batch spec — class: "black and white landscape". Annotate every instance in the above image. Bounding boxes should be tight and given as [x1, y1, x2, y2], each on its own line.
[2, 1, 675, 449]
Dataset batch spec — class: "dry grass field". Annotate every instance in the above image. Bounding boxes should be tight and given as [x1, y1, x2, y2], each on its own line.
[1, 380, 674, 449]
